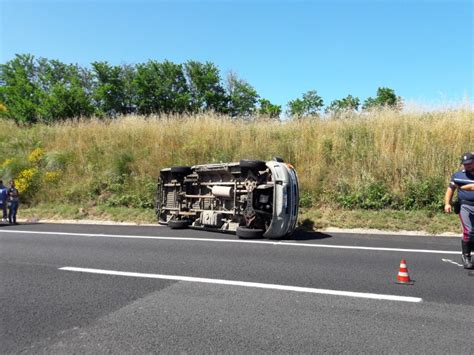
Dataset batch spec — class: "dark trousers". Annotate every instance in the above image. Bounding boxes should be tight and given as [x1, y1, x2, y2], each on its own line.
[0, 201, 6, 220]
[8, 201, 18, 224]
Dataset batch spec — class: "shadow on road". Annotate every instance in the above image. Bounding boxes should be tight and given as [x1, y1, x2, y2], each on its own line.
[282, 229, 332, 240]
[282, 218, 332, 241]
[289, 230, 332, 240]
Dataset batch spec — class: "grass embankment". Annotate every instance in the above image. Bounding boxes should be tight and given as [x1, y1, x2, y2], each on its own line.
[1, 109, 473, 234]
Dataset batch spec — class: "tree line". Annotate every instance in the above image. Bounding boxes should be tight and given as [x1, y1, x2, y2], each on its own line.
[0, 54, 402, 124]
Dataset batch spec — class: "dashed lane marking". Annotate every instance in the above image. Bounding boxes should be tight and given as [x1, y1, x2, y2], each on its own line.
[0, 229, 460, 255]
[60, 266, 423, 303]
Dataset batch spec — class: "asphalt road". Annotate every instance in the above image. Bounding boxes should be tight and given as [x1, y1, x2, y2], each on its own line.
[1, 223, 473, 353]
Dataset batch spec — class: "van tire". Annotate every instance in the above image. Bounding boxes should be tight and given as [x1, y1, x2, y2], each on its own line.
[236, 227, 264, 239]
[168, 219, 190, 229]
[240, 160, 267, 171]
[171, 166, 192, 175]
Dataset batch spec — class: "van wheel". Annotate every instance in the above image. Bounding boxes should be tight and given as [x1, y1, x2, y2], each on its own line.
[171, 166, 192, 175]
[236, 227, 264, 239]
[168, 219, 190, 229]
[240, 160, 267, 171]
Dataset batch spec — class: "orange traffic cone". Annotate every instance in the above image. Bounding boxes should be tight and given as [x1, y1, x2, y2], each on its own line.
[395, 259, 414, 285]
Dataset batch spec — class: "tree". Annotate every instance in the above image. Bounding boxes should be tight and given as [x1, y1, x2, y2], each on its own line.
[121, 64, 138, 114]
[38, 60, 95, 122]
[37, 58, 71, 90]
[287, 90, 324, 118]
[258, 98, 281, 119]
[0, 54, 94, 123]
[363, 87, 402, 110]
[0, 54, 43, 124]
[0, 54, 273, 121]
[40, 78, 95, 122]
[325, 95, 360, 115]
[92, 62, 137, 116]
[184, 61, 228, 113]
[135, 60, 190, 114]
[226, 72, 259, 117]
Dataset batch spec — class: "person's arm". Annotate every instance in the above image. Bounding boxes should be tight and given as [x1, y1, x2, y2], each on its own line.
[459, 183, 474, 191]
[444, 186, 456, 213]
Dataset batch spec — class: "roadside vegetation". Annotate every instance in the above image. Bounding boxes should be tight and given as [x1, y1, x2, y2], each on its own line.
[0, 109, 472, 233]
[1, 54, 472, 233]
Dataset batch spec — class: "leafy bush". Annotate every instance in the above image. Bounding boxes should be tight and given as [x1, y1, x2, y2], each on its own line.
[334, 177, 446, 211]
[105, 194, 154, 209]
[399, 177, 445, 210]
[299, 190, 314, 208]
[15, 167, 41, 204]
[113, 152, 134, 178]
[335, 180, 392, 210]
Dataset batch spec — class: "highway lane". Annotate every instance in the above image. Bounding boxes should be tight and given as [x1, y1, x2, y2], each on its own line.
[1, 223, 473, 353]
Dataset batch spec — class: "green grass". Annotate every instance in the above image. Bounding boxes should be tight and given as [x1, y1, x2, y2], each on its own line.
[299, 208, 460, 234]
[20, 203, 157, 224]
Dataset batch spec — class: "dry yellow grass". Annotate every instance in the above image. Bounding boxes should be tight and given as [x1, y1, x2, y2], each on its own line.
[0, 108, 472, 209]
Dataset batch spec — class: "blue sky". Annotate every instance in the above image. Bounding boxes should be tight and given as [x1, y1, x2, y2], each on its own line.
[1, 0, 472, 109]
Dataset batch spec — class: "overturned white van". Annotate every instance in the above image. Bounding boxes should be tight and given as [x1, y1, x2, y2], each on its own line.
[157, 158, 299, 239]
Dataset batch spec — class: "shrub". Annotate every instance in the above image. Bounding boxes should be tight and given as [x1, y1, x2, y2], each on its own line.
[28, 147, 45, 165]
[15, 167, 40, 204]
[299, 191, 314, 208]
[113, 152, 134, 178]
[400, 177, 445, 210]
[335, 180, 392, 210]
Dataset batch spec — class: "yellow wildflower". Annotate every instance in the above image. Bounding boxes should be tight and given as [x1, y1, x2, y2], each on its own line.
[28, 148, 45, 164]
[15, 179, 28, 194]
[0, 103, 7, 113]
[15, 167, 39, 193]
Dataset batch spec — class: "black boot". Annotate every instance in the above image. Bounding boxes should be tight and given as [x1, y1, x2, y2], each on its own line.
[461, 241, 473, 269]
[461, 254, 473, 269]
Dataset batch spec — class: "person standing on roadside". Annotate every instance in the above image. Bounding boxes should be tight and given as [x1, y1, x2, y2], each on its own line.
[7, 179, 19, 225]
[0, 180, 7, 222]
[444, 152, 474, 269]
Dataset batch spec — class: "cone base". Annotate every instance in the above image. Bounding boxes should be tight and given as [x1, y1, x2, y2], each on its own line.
[394, 279, 415, 285]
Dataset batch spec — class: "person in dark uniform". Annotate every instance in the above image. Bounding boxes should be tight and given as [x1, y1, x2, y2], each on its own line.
[7, 179, 19, 225]
[0, 180, 7, 222]
[444, 152, 474, 269]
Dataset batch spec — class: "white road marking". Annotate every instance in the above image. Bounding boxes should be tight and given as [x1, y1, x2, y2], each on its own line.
[60, 266, 423, 303]
[0, 229, 460, 255]
[442, 258, 463, 267]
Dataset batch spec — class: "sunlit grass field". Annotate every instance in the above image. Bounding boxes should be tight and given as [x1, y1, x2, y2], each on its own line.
[1, 108, 472, 232]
